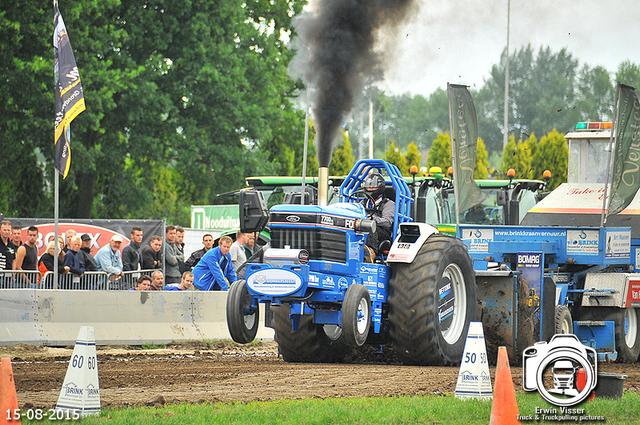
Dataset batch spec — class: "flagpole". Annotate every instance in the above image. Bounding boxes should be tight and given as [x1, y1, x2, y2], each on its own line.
[447, 83, 461, 227]
[368, 100, 374, 159]
[503, 0, 510, 150]
[54, 169, 60, 289]
[53, 0, 59, 290]
[600, 82, 620, 228]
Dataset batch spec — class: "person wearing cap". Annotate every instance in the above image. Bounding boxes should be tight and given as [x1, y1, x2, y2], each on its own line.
[94, 234, 124, 278]
[77, 234, 99, 272]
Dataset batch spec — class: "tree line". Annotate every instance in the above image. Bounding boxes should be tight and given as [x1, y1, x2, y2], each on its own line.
[1, 1, 639, 225]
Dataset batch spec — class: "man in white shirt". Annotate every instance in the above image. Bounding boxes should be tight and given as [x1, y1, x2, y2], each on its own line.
[229, 231, 249, 278]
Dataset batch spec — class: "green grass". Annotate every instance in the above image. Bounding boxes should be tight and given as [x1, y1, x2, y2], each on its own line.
[21, 392, 640, 425]
[127, 343, 167, 350]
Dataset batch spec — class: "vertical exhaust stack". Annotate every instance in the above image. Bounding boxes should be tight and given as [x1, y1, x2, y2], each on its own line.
[288, 1, 419, 187]
[318, 167, 329, 206]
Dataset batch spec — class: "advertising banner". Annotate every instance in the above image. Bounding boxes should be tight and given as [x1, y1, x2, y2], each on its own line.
[517, 252, 543, 344]
[447, 84, 486, 216]
[6, 218, 164, 256]
[191, 205, 240, 232]
[608, 83, 640, 217]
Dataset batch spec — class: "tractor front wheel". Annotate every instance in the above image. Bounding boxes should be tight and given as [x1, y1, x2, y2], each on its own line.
[342, 284, 371, 347]
[226, 280, 259, 344]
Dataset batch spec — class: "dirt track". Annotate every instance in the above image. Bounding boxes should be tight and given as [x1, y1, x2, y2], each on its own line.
[7, 341, 640, 409]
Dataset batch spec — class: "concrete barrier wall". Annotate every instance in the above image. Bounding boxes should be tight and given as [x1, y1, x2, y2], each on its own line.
[0, 289, 273, 346]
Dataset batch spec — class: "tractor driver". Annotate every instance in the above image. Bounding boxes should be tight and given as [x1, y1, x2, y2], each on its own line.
[362, 172, 395, 258]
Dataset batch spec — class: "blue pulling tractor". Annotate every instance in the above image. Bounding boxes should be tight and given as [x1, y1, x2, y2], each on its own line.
[226, 159, 478, 365]
[228, 125, 640, 365]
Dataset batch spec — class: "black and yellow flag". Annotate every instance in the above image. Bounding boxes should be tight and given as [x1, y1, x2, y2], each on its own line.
[54, 1, 85, 179]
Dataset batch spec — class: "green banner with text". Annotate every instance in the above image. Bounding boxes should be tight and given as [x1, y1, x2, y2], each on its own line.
[190, 205, 240, 232]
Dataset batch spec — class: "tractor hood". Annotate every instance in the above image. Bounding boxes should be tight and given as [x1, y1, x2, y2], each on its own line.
[269, 202, 368, 229]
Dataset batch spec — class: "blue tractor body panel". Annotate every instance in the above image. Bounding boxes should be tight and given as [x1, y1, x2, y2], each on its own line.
[458, 224, 635, 360]
[244, 160, 411, 333]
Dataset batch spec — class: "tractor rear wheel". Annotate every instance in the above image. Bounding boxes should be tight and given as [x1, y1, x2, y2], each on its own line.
[226, 280, 259, 344]
[388, 234, 476, 365]
[273, 305, 348, 363]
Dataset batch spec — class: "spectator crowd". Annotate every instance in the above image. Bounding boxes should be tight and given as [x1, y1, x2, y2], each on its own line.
[0, 220, 259, 291]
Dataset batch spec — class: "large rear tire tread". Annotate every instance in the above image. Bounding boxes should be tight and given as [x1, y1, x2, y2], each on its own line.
[226, 280, 259, 344]
[273, 305, 348, 363]
[387, 234, 476, 366]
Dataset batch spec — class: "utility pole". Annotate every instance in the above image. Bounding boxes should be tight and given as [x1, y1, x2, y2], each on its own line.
[503, 0, 511, 150]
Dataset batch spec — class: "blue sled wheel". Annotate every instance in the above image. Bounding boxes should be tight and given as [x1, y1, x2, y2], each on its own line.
[617, 307, 640, 363]
[226, 280, 259, 344]
[555, 305, 573, 334]
[578, 307, 640, 363]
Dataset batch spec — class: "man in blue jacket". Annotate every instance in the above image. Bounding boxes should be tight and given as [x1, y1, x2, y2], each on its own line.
[192, 235, 236, 291]
[63, 235, 85, 289]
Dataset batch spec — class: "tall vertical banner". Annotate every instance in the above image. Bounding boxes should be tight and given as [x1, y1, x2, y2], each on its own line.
[54, 1, 85, 179]
[447, 84, 486, 220]
[607, 83, 640, 217]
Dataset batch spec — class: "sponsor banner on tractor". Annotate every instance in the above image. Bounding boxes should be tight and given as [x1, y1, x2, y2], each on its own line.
[247, 268, 304, 297]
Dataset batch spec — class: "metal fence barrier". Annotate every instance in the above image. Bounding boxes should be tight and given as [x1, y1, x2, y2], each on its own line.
[40, 271, 109, 290]
[1, 270, 159, 290]
[122, 269, 159, 289]
[0, 270, 42, 289]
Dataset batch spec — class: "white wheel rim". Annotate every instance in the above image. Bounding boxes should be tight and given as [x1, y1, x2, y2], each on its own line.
[356, 297, 370, 335]
[560, 316, 571, 334]
[441, 263, 467, 345]
[243, 294, 256, 329]
[625, 308, 638, 348]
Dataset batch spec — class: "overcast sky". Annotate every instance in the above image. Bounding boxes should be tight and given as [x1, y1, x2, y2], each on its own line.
[377, 0, 640, 97]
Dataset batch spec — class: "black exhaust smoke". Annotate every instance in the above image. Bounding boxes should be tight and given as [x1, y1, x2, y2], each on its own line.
[291, 0, 419, 168]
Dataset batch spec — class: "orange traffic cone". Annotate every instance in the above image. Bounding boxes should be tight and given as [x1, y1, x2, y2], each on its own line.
[489, 347, 520, 425]
[0, 358, 21, 424]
